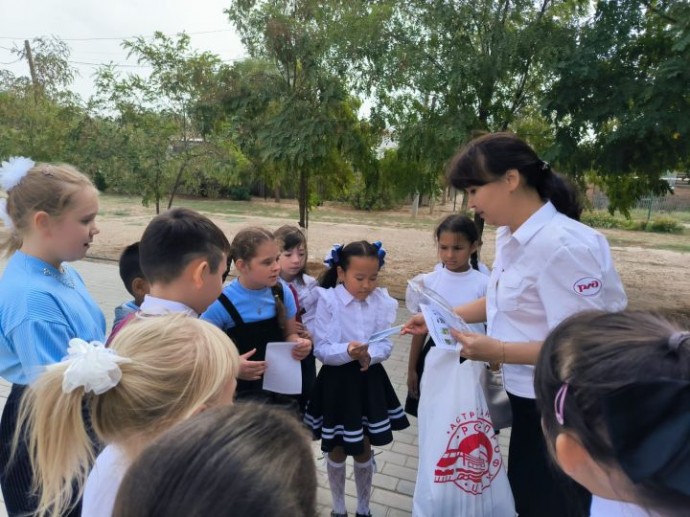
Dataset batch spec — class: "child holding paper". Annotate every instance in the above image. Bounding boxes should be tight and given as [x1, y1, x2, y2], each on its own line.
[202, 227, 311, 408]
[303, 240, 409, 517]
[405, 214, 488, 416]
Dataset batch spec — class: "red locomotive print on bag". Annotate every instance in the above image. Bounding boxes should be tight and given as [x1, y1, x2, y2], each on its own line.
[434, 410, 503, 495]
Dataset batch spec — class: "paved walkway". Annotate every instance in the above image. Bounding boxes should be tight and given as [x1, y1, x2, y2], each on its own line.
[0, 258, 510, 517]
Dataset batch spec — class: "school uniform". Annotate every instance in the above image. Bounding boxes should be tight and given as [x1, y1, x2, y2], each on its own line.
[404, 267, 488, 416]
[589, 496, 657, 517]
[286, 274, 318, 413]
[202, 279, 298, 403]
[112, 300, 139, 331]
[304, 285, 409, 456]
[82, 444, 129, 517]
[0, 251, 105, 516]
[106, 295, 197, 345]
[489, 202, 627, 517]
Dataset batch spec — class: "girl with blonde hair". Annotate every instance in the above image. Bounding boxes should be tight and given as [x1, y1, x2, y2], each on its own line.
[0, 157, 104, 516]
[16, 313, 240, 517]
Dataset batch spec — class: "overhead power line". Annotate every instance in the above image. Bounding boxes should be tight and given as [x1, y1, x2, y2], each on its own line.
[0, 29, 236, 42]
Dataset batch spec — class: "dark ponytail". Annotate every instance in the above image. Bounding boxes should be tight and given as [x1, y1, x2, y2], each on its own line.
[447, 132, 582, 220]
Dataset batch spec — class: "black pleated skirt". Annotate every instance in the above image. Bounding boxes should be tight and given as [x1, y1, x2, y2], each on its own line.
[304, 361, 409, 456]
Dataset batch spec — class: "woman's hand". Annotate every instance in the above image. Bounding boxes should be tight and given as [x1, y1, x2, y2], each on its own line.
[451, 330, 502, 363]
[402, 313, 428, 335]
[358, 352, 372, 372]
[291, 337, 312, 361]
[347, 341, 369, 361]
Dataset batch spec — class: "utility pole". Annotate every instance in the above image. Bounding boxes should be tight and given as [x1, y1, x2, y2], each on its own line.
[24, 40, 40, 104]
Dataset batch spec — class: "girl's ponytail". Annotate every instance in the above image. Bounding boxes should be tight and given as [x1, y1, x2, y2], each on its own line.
[16, 365, 94, 517]
[318, 244, 343, 289]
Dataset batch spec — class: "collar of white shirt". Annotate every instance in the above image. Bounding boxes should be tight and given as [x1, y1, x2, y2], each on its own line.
[509, 201, 557, 246]
[335, 283, 363, 306]
[139, 294, 198, 318]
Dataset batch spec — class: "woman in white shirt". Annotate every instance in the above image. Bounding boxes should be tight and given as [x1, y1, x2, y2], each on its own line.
[404, 132, 627, 517]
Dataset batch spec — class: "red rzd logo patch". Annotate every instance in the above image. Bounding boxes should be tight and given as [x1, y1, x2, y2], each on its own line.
[434, 410, 502, 495]
[573, 277, 602, 296]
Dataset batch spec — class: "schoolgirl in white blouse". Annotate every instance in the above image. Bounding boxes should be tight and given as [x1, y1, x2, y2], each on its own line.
[304, 240, 409, 517]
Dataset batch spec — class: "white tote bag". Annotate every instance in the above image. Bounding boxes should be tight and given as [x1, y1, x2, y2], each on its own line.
[413, 348, 515, 517]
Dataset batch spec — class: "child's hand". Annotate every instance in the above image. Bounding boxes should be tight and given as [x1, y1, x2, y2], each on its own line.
[358, 352, 371, 372]
[347, 341, 369, 361]
[402, 313, 427, 336]
[291, 337, 312, 361]
[238, 348, 267, 381]
[407, 370, 419, 399]
[452, 330, 502, 363]
[296, 322, 312, 341]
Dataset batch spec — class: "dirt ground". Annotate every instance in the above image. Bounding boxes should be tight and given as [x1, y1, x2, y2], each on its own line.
[63, 195, 690, 320]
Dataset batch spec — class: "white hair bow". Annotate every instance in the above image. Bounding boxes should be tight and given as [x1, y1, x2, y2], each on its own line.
[61, 338, 132, 395]
[0, 156, 35, 192]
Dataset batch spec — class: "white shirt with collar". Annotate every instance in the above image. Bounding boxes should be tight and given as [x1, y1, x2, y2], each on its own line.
[488, 202, 627, 398]
[310, 284, 398, 366]
[138, 294, 199, 317]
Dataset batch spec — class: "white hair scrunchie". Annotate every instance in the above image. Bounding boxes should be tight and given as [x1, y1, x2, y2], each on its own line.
[61, 338, 132, 395]
[0, 198, 13, 230]
[0, 156, 35, 192]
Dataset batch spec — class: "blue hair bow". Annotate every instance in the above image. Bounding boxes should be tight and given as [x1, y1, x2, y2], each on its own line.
[324, 244, 344, 268]
[372, 241, 386, 268]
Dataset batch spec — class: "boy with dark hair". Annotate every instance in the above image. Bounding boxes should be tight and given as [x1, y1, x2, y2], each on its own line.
[108, 208, 231, 342]
[113, 242, 150, 330]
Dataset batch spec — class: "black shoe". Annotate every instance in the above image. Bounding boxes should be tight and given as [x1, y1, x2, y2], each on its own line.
[331, 512, 347, 517]
[355, 513, 372, 517]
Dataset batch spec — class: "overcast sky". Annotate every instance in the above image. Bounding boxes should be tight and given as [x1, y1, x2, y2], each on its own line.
[0, 0, 247, 101]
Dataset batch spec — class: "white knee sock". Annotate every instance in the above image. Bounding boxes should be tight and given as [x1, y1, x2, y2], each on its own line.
[326, 454, 347, 514]
[353, 456, 376, 515]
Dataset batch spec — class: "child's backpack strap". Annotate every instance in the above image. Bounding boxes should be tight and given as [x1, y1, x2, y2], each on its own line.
[218, 293, 244, 326]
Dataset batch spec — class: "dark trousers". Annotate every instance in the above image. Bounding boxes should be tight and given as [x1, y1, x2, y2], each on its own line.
[507, 392, 591, 517]
[0, 384, 82, 517]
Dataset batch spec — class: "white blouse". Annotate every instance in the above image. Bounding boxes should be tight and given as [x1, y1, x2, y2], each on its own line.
[488, 202, 627, 398]
[288, 273, 318, 324]
[590, 496, 657, 516]
[82, 444, 130, 517]
[309, 284, 398, 366]
[407, 266, 488, 335]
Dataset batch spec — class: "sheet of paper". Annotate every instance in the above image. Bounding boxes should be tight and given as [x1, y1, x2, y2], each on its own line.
[420, 303, 461, 351]
[408, 279, 473, 332]
[263, 342, 302, 395]
[367, 325, 403, 344]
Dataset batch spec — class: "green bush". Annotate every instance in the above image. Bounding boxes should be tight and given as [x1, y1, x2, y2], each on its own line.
[348, 187, 396, 211]
[580, 211, 625, 229]
[581, 210, 684, 233]
[224, 185, 251, 201]
[647, 217, 684, 233]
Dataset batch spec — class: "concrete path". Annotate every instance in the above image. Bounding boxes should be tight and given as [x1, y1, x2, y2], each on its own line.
[0, 258, 511, 517]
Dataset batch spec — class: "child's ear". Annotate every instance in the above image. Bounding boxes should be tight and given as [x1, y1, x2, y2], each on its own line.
[234, 258, 248, 275]
[131, 277, 149, 298]
[555, 432, 591, 480]
[190, 259, 210, 288]
[33, 211, 52, 234]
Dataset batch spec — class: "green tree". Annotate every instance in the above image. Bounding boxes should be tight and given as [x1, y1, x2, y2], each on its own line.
[92, 32, 246, 212]
[225, 1, 377, 227]
[545, 0, 690, 215]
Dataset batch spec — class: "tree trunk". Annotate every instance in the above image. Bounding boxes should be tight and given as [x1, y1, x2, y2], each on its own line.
[167, 158, 189, 210]
[411, 192, 420, 219]
[298, 167, 309, 229]
[274, 185, 281, 203]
